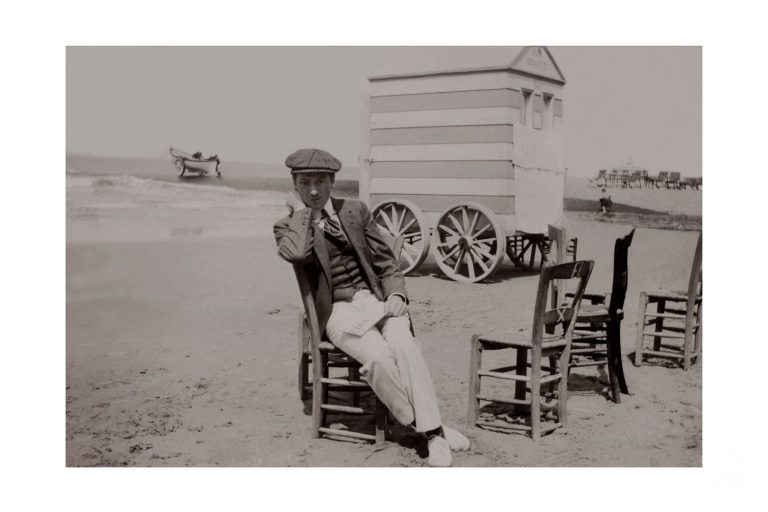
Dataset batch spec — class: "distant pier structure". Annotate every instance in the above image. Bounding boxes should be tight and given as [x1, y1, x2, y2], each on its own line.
[360, 46, 567, 235]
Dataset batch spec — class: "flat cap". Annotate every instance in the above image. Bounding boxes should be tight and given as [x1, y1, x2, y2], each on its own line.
[285, 148, 341, 174]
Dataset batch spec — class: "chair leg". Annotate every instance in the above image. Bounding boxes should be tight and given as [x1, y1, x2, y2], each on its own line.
[695, 302, 703, 359]
[299, 352, 310, 401]
[530, 347, 542, 441]
[604, 321, 621, 403]
[548, 355, 558, 397]
[320, 353, 329, 428]
[467, 335, 482, 429]
[653, 299, 666, 351]
[634, 292, 648, 366]
[311, 353, 324, 439]
[350, 366, 361, 407]
[514, 347, 528, 408]
[375, 398, 388, 445]
[683, 315, 692, 371]
[557, 350, 569, 426]
[610, 321, 629, 395]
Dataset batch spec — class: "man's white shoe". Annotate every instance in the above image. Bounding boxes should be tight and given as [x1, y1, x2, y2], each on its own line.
[443, 426, 470, 451]
[427, 435, 452, 467]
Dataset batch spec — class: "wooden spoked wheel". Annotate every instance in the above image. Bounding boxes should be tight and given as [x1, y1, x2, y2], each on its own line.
[175, 159, 186, 177]
[372, 199, 430, 275]
[431, 202, 505, 283]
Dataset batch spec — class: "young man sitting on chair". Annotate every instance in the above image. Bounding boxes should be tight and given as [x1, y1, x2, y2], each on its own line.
[273, 148, 469, 467]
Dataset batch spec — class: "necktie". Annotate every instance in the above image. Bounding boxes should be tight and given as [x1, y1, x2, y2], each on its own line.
[320, 210, 347, 242]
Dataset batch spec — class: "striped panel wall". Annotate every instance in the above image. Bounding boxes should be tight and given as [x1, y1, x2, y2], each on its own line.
[371, 125, 514, 146]
[371, 177, 514, 196]
[370, 161, 514, 179]
[370, 89, 523, 112]
[364, 72, 565, 236]
[371, 107, 519, 129]
[371, 143, 514, 162]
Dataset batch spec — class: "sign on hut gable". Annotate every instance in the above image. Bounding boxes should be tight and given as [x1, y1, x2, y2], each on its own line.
[512, 47, 566, 83]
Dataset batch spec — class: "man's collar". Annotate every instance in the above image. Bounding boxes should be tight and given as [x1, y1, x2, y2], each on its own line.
[322, 199, 337, 217]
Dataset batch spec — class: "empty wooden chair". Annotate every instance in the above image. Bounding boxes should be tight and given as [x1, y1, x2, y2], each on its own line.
[628, 170, 643, 188]
[682, 176, 701, 190]
[634, 233, 702, 370]
[467, 260, 594, 441]
[642, 170, 654, 188]
[618, 169, 630, 188]
[568, 229, 635, 403]
[666, 172, 682, 189]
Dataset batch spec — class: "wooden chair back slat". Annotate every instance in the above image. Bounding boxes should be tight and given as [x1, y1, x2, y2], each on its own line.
[607, 229, 636, 316]
[532, 261, 594, 341]
[541, 306, 575, 328]
[684, 232, 703, 330]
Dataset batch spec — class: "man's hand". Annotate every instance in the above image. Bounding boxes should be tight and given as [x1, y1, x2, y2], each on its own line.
[285, 190, 306, 215]
[385, 294, 408, 317]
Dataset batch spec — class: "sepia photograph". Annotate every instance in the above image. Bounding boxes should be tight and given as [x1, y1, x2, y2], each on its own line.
[66, 45, 703, 467]
[5, 0, 768, 509]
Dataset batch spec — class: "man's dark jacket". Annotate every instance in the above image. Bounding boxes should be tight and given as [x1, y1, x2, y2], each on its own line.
[273, 197, 407, 336]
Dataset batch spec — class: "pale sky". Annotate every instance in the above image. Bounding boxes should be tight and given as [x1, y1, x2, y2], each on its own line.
[66, 46, 701, 177]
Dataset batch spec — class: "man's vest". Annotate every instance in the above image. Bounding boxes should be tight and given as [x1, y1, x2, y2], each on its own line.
[324, 230, 370, 302]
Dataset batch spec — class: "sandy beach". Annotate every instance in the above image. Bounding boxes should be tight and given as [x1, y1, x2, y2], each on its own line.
[66, 172, 702, 467]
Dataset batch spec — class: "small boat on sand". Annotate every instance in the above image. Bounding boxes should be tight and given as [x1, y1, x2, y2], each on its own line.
[169, 146, 221, 177]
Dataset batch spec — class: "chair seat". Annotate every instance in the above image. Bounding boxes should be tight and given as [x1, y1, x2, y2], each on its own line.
[646, 290, 702, 302]
[478, 333, 568, 350]
[318, 341, 337, 352]
[575, 303, 623, 323]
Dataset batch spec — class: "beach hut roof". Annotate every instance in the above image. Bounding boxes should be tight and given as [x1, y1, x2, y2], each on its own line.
[368, 46, 566, 84]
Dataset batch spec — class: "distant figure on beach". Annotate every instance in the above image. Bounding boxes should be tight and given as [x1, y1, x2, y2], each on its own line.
[599, 188, 613, 213]
[192, 151, 203, 159]
[273, 148, 469, 466]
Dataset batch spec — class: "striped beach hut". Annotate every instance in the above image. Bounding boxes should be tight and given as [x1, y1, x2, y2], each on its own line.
[361, 46, 569, 282]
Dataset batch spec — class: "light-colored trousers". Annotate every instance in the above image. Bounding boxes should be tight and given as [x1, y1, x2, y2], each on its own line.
[325, 290, 442, 433]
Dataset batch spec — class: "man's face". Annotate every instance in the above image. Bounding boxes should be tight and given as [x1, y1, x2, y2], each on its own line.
[294, 172, 334, 209]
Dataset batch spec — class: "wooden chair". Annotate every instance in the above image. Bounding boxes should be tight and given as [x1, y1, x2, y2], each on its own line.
[682, 176, 701, 190]
[618, 169, 630, 188]
[467, 260, 594, 441]
[654, 171, 669, 188]
[568, 229, 635, 403]
[628, 170, 643, 188]
[642, 170, 655, 188]
[295, 234, 404, 443]
[634, 233, 702, 370]
[507, 233, 577, 271]
[666, 172, 682, 189]
[294, 265, 388, 443]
